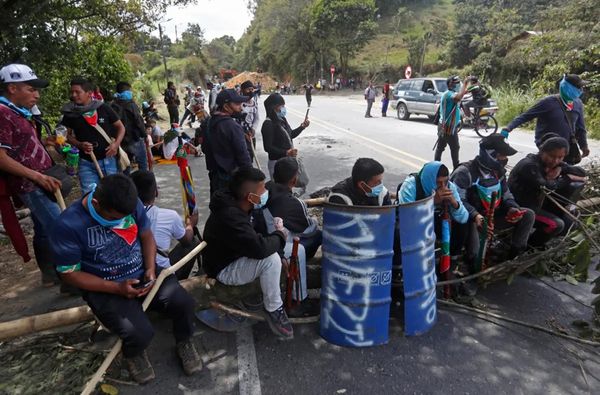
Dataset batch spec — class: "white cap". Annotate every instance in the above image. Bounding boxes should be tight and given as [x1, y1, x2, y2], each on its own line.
[0, 64, 48, 88]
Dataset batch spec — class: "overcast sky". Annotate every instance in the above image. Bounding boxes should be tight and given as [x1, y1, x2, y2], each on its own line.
[161, 0, 253, 42]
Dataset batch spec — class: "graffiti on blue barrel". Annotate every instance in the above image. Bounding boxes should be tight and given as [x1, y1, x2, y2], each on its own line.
[321, 206, 395, 347]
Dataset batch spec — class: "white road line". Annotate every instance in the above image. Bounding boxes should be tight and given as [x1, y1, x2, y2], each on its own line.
[236, 326, 262, 395]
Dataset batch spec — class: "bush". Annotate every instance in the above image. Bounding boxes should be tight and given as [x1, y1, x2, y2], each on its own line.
[585, 97, 600, 140]
[493, 85, 537, 128]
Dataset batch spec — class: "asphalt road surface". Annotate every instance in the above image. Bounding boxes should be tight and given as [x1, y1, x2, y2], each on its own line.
[118, 94, 600, 394]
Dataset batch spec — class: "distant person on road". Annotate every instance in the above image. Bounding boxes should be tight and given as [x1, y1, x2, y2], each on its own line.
[201, 89, 252, 197]
[261, 93, 310, 178]
[304, 83, 313, 107]
[163, 81, 180, 125]
[202, 167, 294, 339]
[501, 74, 589, 165]
[508, 134, 587, 248]
[328, 158, 392, 206]
[381, 80, 391, 117]
[207, 81, 218, 114]
[239, 80, 260, 161]
[364, 81, 377, 118]
[62, 77, 125, 193]
[434, 75, 470, 169]
[51, 174, 202, 383]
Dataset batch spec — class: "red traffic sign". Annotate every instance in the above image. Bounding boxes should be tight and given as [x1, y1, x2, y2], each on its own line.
[330, 65, 336, 74]
[405, 66, 412, 79]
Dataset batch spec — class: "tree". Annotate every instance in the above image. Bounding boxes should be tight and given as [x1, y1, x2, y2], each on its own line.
[311, 0, 378, 77]
[180, 23, 206, 57]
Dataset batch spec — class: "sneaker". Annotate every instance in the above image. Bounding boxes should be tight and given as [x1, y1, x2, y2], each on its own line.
[264, 305, 294, 339]
[125, 351, 155, 384]
[176, 339, 203, 375]
[287, 298, 320, 318]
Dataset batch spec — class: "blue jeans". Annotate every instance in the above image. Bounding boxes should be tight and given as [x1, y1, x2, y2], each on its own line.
[129, 139, 149, 171]
[19, 187, 62, 281]
[79, 157, 118, 194]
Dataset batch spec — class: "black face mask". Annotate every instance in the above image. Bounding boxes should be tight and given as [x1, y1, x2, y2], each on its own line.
[231, 111, 245, 120]
[243, 91, 254, 97]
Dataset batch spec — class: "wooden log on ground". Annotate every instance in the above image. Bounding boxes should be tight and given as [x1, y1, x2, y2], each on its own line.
[0, 275, 214, 342]
[577, 197, 600, 209]
[303, 192, 398, 207]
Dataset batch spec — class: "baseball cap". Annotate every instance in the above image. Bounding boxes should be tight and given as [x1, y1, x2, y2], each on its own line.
[564, 74, 588, 89]
[480, 134, 517, 156]
[0, 64, 49, 88]
[216, 89, 250, 106]
[240, 80, 254, 90]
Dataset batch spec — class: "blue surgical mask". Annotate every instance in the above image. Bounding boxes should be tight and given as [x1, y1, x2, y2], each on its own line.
[276, 107, 287, 120]
[0, 96, 33, 119]
[114, 90, 133, 101]
[450, 84, 459, 93]
[559, 78, 582, 102]
[87, 185, 125, 228]
[365, 182, 386, 198]
[251, 190, 269, 210]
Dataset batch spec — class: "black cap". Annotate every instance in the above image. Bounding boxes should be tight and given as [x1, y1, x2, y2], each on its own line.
[240, 80, 254, 90]
[564, 74, 588, 89]
[480, 134, 517, 156]
[216, 89, 250, 106]
[446, 75, 460, 87]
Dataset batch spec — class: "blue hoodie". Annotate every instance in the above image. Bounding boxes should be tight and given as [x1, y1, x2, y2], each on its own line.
[398, 161, 468, 224]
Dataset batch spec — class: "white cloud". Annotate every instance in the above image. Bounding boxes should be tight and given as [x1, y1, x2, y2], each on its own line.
[161, 0, 252, 42]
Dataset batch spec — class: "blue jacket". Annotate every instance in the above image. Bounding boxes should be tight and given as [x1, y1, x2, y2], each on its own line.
[507, 95, 588, 149]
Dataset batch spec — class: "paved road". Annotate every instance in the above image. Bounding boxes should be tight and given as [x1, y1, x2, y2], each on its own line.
[119, 94, 600, 395]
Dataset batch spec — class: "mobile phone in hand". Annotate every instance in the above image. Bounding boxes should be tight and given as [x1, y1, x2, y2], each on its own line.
[133, 279, 155, 289]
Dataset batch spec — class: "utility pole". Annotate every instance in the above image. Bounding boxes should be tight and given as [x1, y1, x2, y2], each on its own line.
[158, 23, 169, 84]
[175, 25, 178, 43]
[419, 32, 431, 77]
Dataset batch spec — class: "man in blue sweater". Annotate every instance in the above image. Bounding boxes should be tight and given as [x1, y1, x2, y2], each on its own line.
[502, 74, 589, 164]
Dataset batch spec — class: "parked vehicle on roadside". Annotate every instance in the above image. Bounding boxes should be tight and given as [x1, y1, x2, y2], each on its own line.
[391, 77, 448, 121]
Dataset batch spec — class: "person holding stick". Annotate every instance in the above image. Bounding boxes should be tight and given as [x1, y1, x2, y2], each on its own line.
[0, 64, 64, 287]
[50, 174, 202, 383]
[62, 77, 125, 193]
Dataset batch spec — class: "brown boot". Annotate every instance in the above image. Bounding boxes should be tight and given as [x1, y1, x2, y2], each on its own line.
[177, 339, 203, 375]
[124, 350, 155, 384]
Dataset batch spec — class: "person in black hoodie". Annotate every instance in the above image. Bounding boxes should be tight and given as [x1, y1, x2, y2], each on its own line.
[328, 158, 392, 206]
[508, 134, 586, 247]
[261, 93, 310, 178]
[202, 89, 252, 197]
[202, 167, 293, 339]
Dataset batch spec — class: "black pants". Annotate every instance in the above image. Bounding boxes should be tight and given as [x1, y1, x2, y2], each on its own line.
[84, 274, 195, 358]
[299, 229, 322, 261]
[208, 170, 230, 199]
[306, 95, 312, 107]
[434, 133, 460, 169]
[168, 106, 179, 125]
[181, 108, 196, 125]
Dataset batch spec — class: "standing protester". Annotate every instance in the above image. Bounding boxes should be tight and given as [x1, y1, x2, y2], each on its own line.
[180, 86, 196, 127]
[381, 80, 390, 117]
[91, 85, 104, 102]
[502, 74, 589, 165]
[261, 93, 310, 178]
[207, 81, 218, 114]
[0, 64, 64, 286]
[240, 80, 260, 161]
[364, 81, 377, 118]
[202, 89, 252, 197]
[50, 174, 202, 383]
[255, 82, 262, 99]
[304, 83, 313, 107]
[434, 75, 470, 170]
[163, 81, 180, 125]
[62, 77, 125, 193]
[111, 81, 148, 171]
[202, 167, 293, 339]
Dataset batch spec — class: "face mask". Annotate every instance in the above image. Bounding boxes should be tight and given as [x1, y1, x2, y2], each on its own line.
[250, 190, 269, 210]
[114, 90, 133, 101]
[276, 107, 287, 120]
[365, 182, 385, 198]
[450, 84, 459, 93]
[0, 96, 33, 119]
[559, 78, 582, 102]
[87, 185, 125, 228]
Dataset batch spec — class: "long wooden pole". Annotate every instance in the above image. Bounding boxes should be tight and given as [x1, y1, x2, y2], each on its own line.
[80, 241, 207, 395]
[89, 152, 104, 179]
[54, 190, 66, 211]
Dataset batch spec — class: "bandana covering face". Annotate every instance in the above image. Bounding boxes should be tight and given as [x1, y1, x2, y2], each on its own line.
[559, 78, 582, 111]
[82, 110, 98, 126]
[0, 96, 32, 119]
[87, 186, 138, 245]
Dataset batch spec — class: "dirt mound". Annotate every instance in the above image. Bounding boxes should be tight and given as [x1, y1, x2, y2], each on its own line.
[224, 72, 278, 91]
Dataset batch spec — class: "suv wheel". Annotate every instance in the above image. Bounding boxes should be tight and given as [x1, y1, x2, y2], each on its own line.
[397, 103, 410, 120]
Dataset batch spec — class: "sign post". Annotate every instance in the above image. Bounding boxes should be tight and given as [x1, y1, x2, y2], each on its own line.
[330, 64, 336, 86]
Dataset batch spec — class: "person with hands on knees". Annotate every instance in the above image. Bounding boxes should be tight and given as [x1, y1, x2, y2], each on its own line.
[50, 174, 201, 384]
[0, 63, 65, 287]
[508, 133, 587, 248]
[450, 135, 535, 293]
[61, 77, 125, 193]
[261, 93, 310, 178]
[202, 167, 294, 339]
[328, 158, 392, 206]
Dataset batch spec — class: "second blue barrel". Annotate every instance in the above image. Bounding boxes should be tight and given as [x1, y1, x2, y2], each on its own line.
[397, 194, 437, 336]
[320, 202, 396, 347]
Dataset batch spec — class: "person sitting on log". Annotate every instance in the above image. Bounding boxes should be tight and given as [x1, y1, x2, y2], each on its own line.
[508, 133, 587, 248]
[450, 135, 535, 293]
[328, 158, 392, 206]
[50, 174, 202, 384]
[202, 166, 294, 339]
[131, 170, 201, 280]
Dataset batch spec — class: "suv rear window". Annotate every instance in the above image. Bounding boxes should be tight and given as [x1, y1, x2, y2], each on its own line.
[411, 79, 424, 91]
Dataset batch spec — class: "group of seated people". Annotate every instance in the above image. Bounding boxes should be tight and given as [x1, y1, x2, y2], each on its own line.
[48, 132, 585, 385]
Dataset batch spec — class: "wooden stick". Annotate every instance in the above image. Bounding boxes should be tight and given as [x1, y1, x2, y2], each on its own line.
[89, 152, 104, 178]
[303, 192, 398, 207]
[545, 192, 600, 252]
[81, 241, 207, 395]
[54, 190, 66, 211]
[249, 139, 262, 170]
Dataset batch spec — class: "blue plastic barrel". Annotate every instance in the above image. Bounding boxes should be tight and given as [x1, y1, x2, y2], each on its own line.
[320, 202, 396, 347]
[397, 195, 437, 336]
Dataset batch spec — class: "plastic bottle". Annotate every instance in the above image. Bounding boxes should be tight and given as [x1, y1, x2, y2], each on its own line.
[66, 147, 80, 176]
